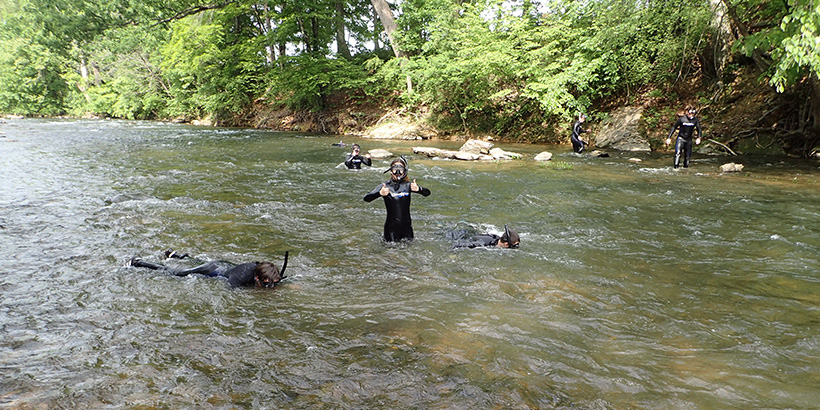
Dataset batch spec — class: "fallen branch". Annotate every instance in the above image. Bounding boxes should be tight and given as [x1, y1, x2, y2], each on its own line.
[707, 138, 738, 156]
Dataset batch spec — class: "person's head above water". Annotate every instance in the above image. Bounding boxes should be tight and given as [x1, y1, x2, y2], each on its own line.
[254, 251, 289, 288]
[351, 143, 361, 154]
[385, 157, 408, 181]
[500, 225, 520, 248]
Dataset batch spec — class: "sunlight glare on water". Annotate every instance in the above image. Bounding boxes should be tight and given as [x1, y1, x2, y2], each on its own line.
[1, 118, 819, 408]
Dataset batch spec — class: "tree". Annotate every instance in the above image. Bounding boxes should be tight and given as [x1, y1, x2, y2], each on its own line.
[728, 0, 820, 153]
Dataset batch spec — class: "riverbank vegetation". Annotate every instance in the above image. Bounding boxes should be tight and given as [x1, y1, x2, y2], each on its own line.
[1, 0, 818, 156]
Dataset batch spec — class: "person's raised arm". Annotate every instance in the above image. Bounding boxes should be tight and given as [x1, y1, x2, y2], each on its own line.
[364, 183, 388, 202]
[411, 179, 431, 196]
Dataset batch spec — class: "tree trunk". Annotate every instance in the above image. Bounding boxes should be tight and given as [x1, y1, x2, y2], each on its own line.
[708, 0, 732, 81]
[262, 5, 275, 66]
[370, 0, 412, 93]
[334, 2, 351, 58]
[811, 77, 820, 134]
[78, 56, 92, 104]
[372, 4, 381, 51]
[370, 0, 401, 57]
[297, 17, 311, 53]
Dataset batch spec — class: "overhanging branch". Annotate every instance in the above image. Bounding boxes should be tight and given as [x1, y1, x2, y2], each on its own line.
[152, 1, 237, 26]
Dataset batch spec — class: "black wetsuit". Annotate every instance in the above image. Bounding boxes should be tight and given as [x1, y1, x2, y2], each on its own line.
[131, 259, 259, 287]
[571, 120, 588, 153]
[345, 154, 372, 169]
[453, 234, 502, 249]
[667, 115, 701, 168]
[364, 179, 431, 242]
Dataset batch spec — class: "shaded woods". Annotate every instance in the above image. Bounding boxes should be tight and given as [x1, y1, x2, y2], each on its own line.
[1, 0, 818, 156]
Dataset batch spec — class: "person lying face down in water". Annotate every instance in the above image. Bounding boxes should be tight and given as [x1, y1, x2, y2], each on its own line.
[452, 225, 520, 249]
[127, 250, 289, 288]
[364, 157, 431, 243]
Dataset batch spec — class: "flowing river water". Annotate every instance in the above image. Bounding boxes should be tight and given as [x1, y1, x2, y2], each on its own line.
[1, 118, 819, 409]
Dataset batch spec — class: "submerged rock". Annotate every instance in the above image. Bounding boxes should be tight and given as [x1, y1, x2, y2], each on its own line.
[414, 139, 520, 161]
[489, 147, 523, 160]
[367, 148, 393, 158]
[589, 150, 610, 158]
[534, 151, 553, 161]
[720, 162, 744, 172]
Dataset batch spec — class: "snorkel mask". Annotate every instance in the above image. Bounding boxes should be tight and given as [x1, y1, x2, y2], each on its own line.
[502, 225, 519, 249]
[384, 156, 408, 180]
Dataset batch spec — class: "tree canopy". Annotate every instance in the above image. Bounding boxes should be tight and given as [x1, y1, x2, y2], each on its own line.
[1, 0, 818, 143]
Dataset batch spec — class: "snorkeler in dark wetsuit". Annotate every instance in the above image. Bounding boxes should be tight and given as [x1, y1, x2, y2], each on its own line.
[665, 107, 702, 168]
[571, 114, 590, 153]
[345, 144, 372, 169]
[128, 251, 289, 288]
[452, 225, 520, 249]
[364, 157, 431, 242]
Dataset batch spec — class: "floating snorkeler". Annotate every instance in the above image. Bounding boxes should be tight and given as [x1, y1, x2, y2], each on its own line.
[127, 250, 289, 288]
[363, 156, 431, 243]
[452, 224, 520, 249]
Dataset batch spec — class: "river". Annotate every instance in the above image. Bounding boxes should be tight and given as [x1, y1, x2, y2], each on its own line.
[1, 118, 819, 409]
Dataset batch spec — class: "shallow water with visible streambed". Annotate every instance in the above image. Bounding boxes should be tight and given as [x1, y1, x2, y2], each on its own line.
[1, 118, 819, 408]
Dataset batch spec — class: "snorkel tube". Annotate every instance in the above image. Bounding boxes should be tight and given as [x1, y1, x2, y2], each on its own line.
[279, 251, 289, 280]
[503, 224, 519, 248]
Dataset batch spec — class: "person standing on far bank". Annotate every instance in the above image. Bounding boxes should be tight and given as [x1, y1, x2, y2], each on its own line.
[571, 113, 591, 153]
[665, 107, 702, 168]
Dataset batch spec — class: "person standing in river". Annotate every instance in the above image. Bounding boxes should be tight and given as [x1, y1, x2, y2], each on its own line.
[344, 144, 372, 169]
[665, 107, 702, 168]
[571, 113, 591, 153]
[364, 157, 431, 243]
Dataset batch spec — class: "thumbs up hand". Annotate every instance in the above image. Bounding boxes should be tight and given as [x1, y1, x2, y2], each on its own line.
[379, 183, 390, 196]
[410, 179, 420, 192]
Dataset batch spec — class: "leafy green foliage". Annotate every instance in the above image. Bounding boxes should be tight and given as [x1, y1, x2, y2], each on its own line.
[265, 55, 369, 111]
[3, 0, 812, 141]
[0, 37, 68, 115]
[769, 0, 820, 91]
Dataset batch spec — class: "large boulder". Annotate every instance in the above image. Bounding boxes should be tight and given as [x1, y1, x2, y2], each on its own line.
[595, 107, 650, 151]
[365, 121, 437, 140]
[414, 147, 460, 159]
[459, 139, 494, 154]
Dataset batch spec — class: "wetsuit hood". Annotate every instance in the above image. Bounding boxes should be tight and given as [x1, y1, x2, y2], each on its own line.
[502, 225, 520, 248]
